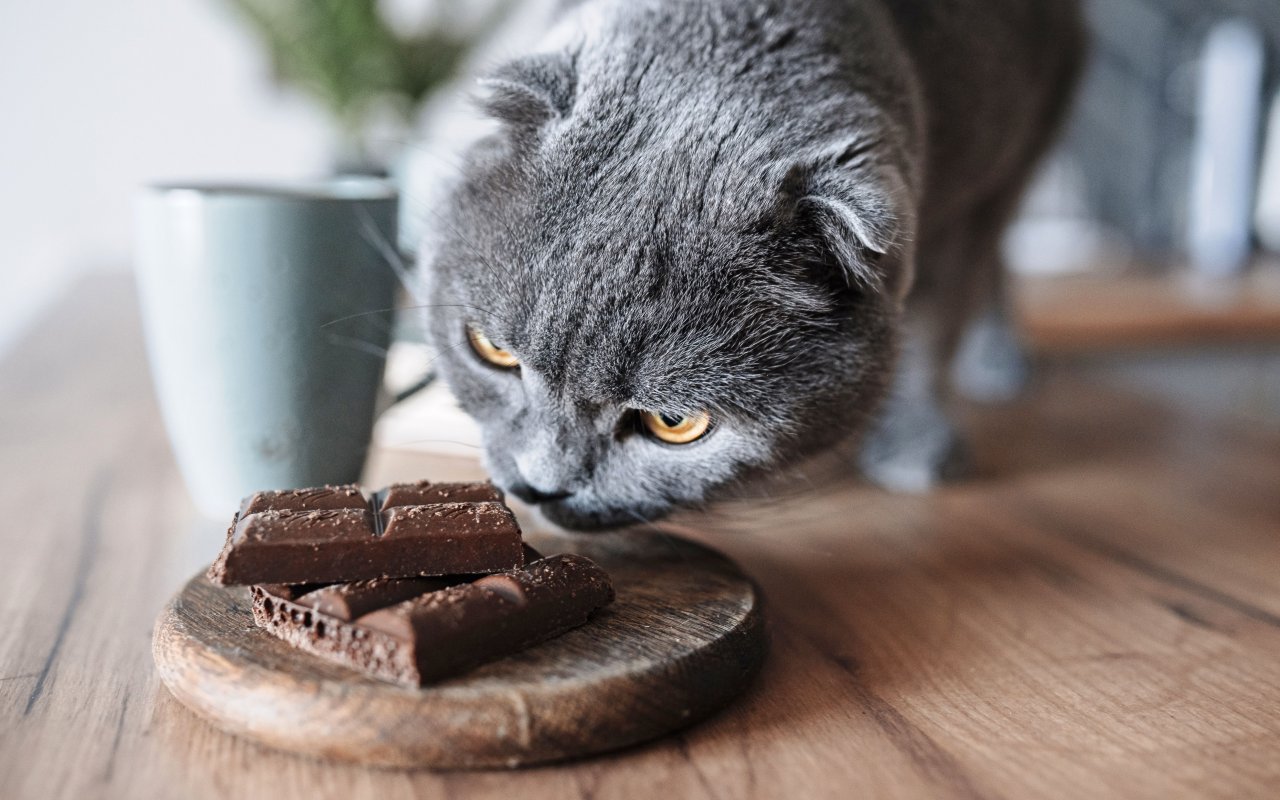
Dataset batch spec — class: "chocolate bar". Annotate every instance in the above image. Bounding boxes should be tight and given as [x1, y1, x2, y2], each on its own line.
[250, 554, 615, 685]
[209, 481, 523, 586]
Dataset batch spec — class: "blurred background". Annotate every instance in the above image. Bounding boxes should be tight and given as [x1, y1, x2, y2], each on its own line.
[3, 0, 1279, 436]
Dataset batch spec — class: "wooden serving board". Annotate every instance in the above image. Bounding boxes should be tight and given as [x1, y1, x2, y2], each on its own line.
[152, 529, 766, 769]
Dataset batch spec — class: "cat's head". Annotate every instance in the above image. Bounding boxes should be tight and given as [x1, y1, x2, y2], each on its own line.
[422, 13, 916, 530]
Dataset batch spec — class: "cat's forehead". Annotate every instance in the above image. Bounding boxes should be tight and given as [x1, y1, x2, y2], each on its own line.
[516, 236, 722, 394]
[494, 245, 815, 417]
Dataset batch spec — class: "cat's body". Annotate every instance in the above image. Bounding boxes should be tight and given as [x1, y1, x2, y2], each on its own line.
[423, 0, 1085, 528]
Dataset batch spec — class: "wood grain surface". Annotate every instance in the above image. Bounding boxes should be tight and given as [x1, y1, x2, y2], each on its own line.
[152, 529, 765, 768]
[1016, 268, 1280, 353]
[3, 275, 1280, 799]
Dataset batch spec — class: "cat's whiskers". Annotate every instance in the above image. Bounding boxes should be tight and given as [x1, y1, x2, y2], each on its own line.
[408, 302, 515, 327]
[319, 306, 400, 329]
[623, 508, 699, 576]
[319, 303, 512, 330]
[694, 525, 840, 559]
[323, 333, 392, 359]
[355, 204, 424, 307]
[383, 437, 483, 450]
[421, 335, 482, 373]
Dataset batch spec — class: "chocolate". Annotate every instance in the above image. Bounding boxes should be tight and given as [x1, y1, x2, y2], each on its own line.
[251, 554, 615, 685]
[257, 583, 326, 601]
[260, 546, 543, 615]
[379, 504, 524, 575]
[208, 482, 522, 586]
[292, 577, 455, 621]
[377, 480, 504, 511]
[240, 484, 367, 516]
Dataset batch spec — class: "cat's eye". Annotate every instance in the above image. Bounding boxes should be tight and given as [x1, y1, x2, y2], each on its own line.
[639, 410, 712, 444]
[466, 324, 519, 369]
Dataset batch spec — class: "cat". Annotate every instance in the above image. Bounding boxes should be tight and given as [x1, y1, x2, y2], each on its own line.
[421, 0, 1085, 530]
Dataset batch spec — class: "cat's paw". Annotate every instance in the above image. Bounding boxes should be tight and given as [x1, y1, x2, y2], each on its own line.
[950, 308, 1031, 403]
[857, 403, 971, 492]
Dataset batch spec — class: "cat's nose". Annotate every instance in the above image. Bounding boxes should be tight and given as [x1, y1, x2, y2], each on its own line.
[510, 442, 580, 504]
[507, 482, 573, 504]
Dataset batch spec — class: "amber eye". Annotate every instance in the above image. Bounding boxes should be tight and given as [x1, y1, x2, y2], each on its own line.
[639, 410, 712, 444]
[466, 324, 519, 369]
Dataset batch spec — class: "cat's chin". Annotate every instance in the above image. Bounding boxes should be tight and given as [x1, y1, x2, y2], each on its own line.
[535, 500, 671, 532]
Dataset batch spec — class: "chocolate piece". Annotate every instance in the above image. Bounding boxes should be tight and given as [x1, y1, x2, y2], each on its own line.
[208, 501, 524, 586]
[250, 554, 615, 685]
[377, 480, 503, 511]
[257, 583, 327, 602]
[271, 544, 542, 616]
[240, 484, 366, 516]
[261, 546, 538, 608]
[380, 503, 525, 574]
[291, 576, 455, 621]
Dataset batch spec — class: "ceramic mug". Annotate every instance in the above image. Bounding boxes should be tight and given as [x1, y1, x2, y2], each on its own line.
[136, 180, 421, 518]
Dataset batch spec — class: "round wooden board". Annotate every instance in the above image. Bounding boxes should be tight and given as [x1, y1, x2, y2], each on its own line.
[152, 529, 767, 769]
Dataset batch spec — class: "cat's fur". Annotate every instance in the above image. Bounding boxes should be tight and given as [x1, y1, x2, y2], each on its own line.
[423, 0, 1085, 529]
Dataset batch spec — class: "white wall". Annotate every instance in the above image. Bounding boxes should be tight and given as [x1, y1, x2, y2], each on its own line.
[0, 0, 334, 353]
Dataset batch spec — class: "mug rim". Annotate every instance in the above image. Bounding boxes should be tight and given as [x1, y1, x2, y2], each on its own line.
[144, 178, 397, 202]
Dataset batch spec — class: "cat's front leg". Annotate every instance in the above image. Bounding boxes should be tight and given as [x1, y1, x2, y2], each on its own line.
[857, 313, 971, 492]
[950, 303, 1031, 403]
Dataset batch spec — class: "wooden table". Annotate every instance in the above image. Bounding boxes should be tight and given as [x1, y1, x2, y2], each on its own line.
[3, 275, 1279, 799]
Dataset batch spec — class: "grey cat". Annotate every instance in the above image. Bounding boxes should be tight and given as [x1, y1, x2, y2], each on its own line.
[422, 0, 1085, 529]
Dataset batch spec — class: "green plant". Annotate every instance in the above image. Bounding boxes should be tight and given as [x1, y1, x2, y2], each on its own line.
[225, 0, 507, 163]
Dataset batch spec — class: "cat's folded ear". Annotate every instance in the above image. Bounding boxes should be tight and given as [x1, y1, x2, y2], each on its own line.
[782, 141, 917, 305]
[477, 52, 577, 129]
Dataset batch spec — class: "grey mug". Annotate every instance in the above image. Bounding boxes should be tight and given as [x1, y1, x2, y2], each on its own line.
[135, 180, 424, 518]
